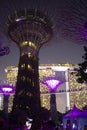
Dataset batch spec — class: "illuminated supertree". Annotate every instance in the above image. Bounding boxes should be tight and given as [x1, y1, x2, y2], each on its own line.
[42, 77, 62, 121]
[0, 85, 15, 117]
[57, 0, 87, 44]
[7, 9, 53, 121]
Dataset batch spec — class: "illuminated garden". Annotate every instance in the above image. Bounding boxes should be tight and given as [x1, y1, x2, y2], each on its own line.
[0, 0, 87, 130]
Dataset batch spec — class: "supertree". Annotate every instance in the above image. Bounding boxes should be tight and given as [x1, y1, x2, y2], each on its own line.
[56, 0, 87, 83]
[56, 0, 87, 44]
[0, 85, 15, 118]
[42, 77, 62, 122]
[7, 9, 53, 129]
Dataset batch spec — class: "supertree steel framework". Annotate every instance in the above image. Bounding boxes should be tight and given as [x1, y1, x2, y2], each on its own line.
[7, 9, 53, 119]
[0, 85, 15, 117]
[57, 0, 87, 44]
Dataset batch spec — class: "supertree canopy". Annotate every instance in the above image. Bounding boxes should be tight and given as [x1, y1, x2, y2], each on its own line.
[7, 9, 53, 128]
[42, 77, 62, 121]
[7, 9, 53, 48]
[57, 0, 87, 83]
[0, 85, 15, 96]
[55, 0, 87, 83]
[57, 0, 87, 44]
[42, 77, 62, 92]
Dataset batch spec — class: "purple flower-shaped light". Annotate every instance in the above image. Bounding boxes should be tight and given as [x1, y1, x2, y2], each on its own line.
[1, 85, 15, 96]
[43, 77, 62, 91]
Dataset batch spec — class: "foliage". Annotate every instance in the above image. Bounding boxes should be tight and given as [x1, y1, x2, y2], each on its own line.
[76, 46, 87, 83]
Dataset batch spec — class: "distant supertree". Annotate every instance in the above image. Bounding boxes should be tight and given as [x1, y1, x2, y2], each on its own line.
[57, 0, 87, 82]
[57, 0, 87, 44]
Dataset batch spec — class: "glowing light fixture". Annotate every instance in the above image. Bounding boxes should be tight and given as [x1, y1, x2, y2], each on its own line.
[0, 85, 15, 117]
[0, 85, 15, 96]
[42, 77, 62, 120]
[16, 17, 25, 22]
[43, 77, 61, 91]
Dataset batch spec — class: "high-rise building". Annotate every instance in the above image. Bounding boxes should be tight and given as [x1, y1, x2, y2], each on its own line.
[2, 63, 86, 113]
[7, 9, 53, 119]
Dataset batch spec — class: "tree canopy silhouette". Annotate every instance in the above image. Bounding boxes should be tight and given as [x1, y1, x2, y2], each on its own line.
[76, 46, 87, 83]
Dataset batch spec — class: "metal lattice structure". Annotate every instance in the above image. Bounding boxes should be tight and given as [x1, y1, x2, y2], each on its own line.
[7, 9, 53, 120]
[8, 9, 53, 54]
[57, 0, 87, 44]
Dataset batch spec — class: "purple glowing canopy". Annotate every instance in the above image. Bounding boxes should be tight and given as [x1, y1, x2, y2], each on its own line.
[65, 104, 82, 118]
[80, 108, 87, 118]
[0, 85, 15, 96]
[42, 77, 62, 91]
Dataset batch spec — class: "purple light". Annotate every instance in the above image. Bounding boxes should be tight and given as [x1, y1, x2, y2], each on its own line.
[43, 77, 62, 91]
[16, 17, 25, 22]
[1, 85, 15, 96]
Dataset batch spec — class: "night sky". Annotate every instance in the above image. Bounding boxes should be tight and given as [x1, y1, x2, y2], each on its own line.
[0, 0, 87, 83]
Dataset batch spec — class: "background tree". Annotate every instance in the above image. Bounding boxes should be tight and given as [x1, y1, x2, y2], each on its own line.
[76, 46, 87, 83]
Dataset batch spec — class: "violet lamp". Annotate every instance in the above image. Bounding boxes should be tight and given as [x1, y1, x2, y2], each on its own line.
[42, 77, 61, 92]
[42, 77, 62, 120]
[0, 85, 15, 117]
